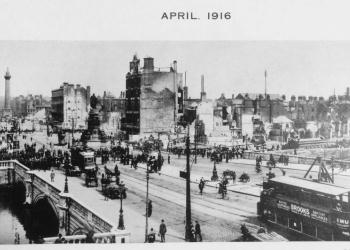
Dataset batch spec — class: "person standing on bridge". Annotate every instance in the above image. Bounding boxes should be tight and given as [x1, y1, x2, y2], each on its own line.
[195, 221, 202, 242]
[115, 165, 120, 185]
[50, 169, 55, 182]
[158, 219, 167, 242]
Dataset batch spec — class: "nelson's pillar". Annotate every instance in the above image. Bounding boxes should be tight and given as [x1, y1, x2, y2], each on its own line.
[2, 68, 12, 117]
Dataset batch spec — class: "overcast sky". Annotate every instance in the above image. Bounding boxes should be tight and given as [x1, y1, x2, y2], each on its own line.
[0, 41, 350, 99]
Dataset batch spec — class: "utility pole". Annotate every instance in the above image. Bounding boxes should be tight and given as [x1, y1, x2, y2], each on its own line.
[145, 157, 150, 242]
[194, 121, 197, 164]
[185, 125, 192, 241]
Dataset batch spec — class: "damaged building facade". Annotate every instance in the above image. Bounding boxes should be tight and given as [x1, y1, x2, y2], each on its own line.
[122, 55, 184, 139]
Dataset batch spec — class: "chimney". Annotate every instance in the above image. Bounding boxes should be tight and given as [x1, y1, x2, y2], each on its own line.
[143, 57, 154, 73]
[232, 94, 235, 100]
[200, 74, 206, 101]
[201, 75, 204, 93]
[173, 60, 177, 72]
[184, 86, 188, 100]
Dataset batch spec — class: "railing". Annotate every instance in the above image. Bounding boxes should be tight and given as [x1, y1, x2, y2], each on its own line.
[0, 161, 14, 168]
[243, 151, 350, 169]
[1, 159, 131, 243]
[43, 231, 130, 244]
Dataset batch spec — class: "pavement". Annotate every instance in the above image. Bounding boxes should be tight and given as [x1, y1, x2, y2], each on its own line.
[33, 169, 185, 243]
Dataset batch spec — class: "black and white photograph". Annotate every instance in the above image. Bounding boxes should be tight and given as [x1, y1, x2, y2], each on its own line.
[1, 0, 350, 248]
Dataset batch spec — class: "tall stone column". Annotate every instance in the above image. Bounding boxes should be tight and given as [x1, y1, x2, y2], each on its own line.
[4, 68, 11, 110]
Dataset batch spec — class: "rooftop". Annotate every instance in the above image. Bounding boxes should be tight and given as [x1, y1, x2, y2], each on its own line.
[271, 176, 350, 196]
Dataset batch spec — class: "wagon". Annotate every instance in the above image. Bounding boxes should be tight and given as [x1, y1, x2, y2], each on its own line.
[239, 173, 250, 183]
[66, 165, 82, 177]
[102, 183, 127, 199]
[85, 167, 98, 187]
[222, 169, 236, 181]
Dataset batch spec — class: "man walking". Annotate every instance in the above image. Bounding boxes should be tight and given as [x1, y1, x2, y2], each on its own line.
[158, 219, 167, 243]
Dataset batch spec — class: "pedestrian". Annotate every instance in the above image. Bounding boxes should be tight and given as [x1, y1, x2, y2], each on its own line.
[147, 228, 156, 243]
[199, 178, 205, 195]
[168, 154, 170, 164]
[195, 221, 202, 242]
[50, 169, 55, 182]
[54, 233, 64, 244]
[147, 200, 153, 217]
[14, 228, 20, 244]
[115, 165, 120, 185]
[158, 219, 167, 242]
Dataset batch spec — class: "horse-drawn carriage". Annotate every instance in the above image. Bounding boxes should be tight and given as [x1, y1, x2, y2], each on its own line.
[85, 167, 98, 187]
[239, 172, 250, 183]
[102, 183, 127, 199]
[222, 169, 236, 181]
[65, 164, 82, 177]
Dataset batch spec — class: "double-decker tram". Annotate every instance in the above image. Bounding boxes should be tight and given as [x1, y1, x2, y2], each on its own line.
[258, 175, 350, 240]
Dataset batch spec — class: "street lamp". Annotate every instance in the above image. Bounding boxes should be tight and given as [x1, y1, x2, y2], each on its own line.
[194, 121, 198, 164]
[178, 107, 196, 242]
[118, 183, 126, 230]
[65, 197, 72, 235]
[144, 161, 150, 242]
[64, 166, 69, 193]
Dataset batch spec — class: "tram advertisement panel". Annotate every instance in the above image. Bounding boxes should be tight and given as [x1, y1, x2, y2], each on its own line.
[277, 200, 329, 223]
[335, 215, 350, 229]
[291, 203, 310, 217]
[277, 200, 290, 211]
[310, 210, 328, 223]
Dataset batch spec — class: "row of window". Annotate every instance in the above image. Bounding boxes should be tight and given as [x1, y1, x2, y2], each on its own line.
[264, 209, 333, 240]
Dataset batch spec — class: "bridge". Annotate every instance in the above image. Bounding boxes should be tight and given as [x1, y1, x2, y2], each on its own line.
[0, 160, 130, 244]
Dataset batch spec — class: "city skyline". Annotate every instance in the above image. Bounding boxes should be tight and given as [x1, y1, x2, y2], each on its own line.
[1, 41, 350, 99]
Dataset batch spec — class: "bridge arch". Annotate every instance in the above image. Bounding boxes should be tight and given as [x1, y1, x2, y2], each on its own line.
[12, 179, 26, 204]
[31, 194, 60, 238]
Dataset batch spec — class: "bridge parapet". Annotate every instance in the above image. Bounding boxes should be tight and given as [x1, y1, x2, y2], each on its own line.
[1, 160, 131, 243]
[43, 230, 130, 244]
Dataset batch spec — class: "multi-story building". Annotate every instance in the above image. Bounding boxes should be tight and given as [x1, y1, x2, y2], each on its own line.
[12, 94, 51, 117]
[51, 82, 90, 129]
[122, 55, 184, 138]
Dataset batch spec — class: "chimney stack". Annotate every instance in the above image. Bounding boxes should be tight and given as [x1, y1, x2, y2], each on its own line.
[143, 57, 154, 73]
[173, 60, 177, 72]
[200, 74, 206, 101]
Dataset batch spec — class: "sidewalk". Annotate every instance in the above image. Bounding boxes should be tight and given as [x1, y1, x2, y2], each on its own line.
[34, 169, 184, 243]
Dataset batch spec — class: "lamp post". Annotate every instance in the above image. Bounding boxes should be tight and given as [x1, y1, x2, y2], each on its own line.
[118, 183, 126, 230]
[65, 197, 72, 235]
[64, 166, 69, 193]
[185, 125, 192, 241]
[144, 161, 150, 242]
[194, 121, 198, 164]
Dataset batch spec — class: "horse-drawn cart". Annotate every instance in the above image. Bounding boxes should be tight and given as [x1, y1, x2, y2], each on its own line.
[239, 173, 250, 183]
[85, 167, 98, 187]
[102, 183, 127, 199]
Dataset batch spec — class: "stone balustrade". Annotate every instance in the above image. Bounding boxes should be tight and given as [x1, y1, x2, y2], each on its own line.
[1, 159, 131, 243]
[244, 150, 350, 169]
[43, 231, 130, 244]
